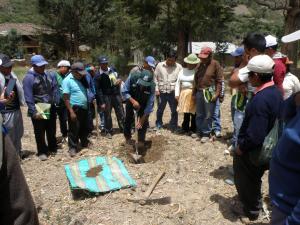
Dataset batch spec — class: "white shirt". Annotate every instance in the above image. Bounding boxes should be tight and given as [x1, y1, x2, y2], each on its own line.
[175, 68, 195, 97]
[283, 72, 300, 99]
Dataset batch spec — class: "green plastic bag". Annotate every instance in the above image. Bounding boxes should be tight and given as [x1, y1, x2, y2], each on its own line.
[249, 119, 279, 166]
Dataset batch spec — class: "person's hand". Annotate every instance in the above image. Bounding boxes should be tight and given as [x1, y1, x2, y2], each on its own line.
[70, 111, 77, 121]
[211, 95, 218, 102]
[100, 104, 106, 111]
[175, 96, 179, 101]
[235, 146, 243, 156]
[132, 100, 140, 110]
[0, 88, 15, 105]
[33, 113, 44, 120]
[219, 96, 224, 103]
[136, 119, 142, 129]
[155, 90, 160, 96]
[191, 95, 196, 101]
[115, 79, 122, 86]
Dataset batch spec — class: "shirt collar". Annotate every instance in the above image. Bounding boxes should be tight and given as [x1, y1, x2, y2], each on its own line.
[254, 80, 274, 94]
[99, 67, 110, 74]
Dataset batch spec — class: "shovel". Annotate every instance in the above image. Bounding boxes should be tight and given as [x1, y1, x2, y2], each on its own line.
[130, 112, 143, 163]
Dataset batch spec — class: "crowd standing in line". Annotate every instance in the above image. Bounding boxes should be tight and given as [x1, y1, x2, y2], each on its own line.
[1, 31, 300, 224]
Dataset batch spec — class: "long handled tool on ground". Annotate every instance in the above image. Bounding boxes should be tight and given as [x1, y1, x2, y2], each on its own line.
[130, 112, 143, 163]
[93, 100, 99, 138]
[128, 170, 166, 205]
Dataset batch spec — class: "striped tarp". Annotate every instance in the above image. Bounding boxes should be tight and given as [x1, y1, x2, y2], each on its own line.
[64, 156, 136, 193]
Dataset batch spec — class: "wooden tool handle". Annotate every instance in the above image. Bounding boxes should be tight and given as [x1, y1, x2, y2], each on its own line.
[93, 100, 99, 137]
[144, 170, 165, 199]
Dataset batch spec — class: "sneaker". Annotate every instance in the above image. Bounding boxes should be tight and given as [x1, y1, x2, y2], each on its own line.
[230, 201, 260, 222]
[225, 178, 234, 185]
[228, 145, 235, 152]
[106, 133, 112, 139]
[191, 133, 199, 139]
[38, 154, 48, 161]
[200, 136, 209, 143]
[126, 139, 135, 146]
[69, 149, 77, 157]
[215, 131, 222, 138]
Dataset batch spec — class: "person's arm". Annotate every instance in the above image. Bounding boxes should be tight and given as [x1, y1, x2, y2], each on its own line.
[121, 75, 140, 109]
[238, 104, 271, 152]
[0, 135, 39, 225]
[63, 93, 76, 121]
[229, 54, 249, 88]
[154, 66, 160, 95]
[175, 71, 182, 98]
[214, 62, 223, 99]
[273, 62, 285, 95]
[192, 70, 198, 96]
[94, 74, 105, 109]
[144, 93, 155, 115]
[292, 76, 300, 94]
[22, 74, 38, 117]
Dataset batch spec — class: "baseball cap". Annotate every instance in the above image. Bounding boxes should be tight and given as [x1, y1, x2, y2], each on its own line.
[57, 60, 71, 67]
[230, 47, 244, 57]
[98, 56, 109, 64]
[145, 56, 156, 68]
[0, 54, 13, 67]
[71, 62, 87, 75]
[265, 35, 278, 48]
[199, 47, 213, 59]
[245, 55, 275, 74]
[137, 70, 154, 87]
[31, 55, 48, 67]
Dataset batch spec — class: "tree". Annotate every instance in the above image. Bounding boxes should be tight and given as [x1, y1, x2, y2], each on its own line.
[254, 0, 300, 66]
[0, 29, 22, 57]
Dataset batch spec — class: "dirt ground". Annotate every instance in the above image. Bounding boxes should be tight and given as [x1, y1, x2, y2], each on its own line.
[20, 95, 270, 225]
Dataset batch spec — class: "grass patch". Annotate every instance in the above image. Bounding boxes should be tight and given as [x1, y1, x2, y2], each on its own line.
[13, 66, 29, 80]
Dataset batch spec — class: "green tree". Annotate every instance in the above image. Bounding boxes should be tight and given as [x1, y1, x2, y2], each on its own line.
[0, 29, 22, 57]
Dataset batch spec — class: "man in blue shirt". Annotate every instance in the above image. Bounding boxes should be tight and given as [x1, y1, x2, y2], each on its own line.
[62, 62, 89, 157]
[269, 92, 300, 225]
[232, 55, 282, 221]
[122, 70, 155, 150]
[23, 55, 58, 161]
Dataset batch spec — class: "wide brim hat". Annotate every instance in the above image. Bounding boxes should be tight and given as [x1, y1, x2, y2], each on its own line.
[184, 53, 200, 64]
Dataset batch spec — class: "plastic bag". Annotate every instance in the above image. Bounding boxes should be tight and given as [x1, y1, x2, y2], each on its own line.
[249, 119, 279, 166]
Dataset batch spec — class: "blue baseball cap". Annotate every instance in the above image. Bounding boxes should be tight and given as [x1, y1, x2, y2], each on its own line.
[98, 56, 109, 64]
[230, 47, 244, 57]
[31, 55, 48, 67]
[145, 56, 156, 68]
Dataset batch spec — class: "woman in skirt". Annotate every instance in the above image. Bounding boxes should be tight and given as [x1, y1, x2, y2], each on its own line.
[175, 53, 199, 135]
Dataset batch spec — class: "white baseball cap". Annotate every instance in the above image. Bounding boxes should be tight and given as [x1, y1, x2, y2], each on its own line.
[245, 55, 275, 74]
[57, 60, 71, 67]
[265, 35, 278, 48]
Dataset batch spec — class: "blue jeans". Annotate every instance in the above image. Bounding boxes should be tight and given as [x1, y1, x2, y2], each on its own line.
[196, 91, 216, 136]
[156, 92, 178, 129]
[232, 110, 245, 148]
[212, 98, 221, 132]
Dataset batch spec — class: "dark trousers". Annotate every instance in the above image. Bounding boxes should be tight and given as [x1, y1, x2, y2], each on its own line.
[233, 153, 267, 219]
[31, 106, 57, 155]
[56, 105, 68, 137]
[124, 101, 148, 142]
[103, 95, 125, 133]
[156, 92, 178, 129]
[68, 106, 88, 150]
[182, 113, 196, 132]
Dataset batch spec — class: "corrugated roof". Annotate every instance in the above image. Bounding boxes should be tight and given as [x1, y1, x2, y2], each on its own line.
[0, 23, 50, 36]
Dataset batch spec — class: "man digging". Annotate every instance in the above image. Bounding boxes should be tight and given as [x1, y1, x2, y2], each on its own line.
[122, 70, 155, 161]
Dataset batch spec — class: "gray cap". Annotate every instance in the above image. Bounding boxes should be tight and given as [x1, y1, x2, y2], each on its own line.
[0, 54, 13, 68]
[71, 62, 87, 75]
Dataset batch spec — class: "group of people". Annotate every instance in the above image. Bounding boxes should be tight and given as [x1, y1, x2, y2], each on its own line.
[0, 31, 300, 224]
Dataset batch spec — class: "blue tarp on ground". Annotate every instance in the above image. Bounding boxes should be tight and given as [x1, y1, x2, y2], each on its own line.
[64, 156, 136, 193]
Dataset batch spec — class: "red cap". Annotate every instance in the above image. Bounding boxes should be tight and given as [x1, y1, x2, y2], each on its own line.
[198, 47, 212, 59]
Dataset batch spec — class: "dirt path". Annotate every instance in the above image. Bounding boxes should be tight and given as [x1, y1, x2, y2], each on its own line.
[20, 96, 269, 225]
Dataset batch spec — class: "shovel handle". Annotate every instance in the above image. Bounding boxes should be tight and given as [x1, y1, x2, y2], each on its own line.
[144, 170, 165, 199]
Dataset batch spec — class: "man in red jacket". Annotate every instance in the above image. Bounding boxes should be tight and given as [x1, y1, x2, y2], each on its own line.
[265, 35, 286, 95]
